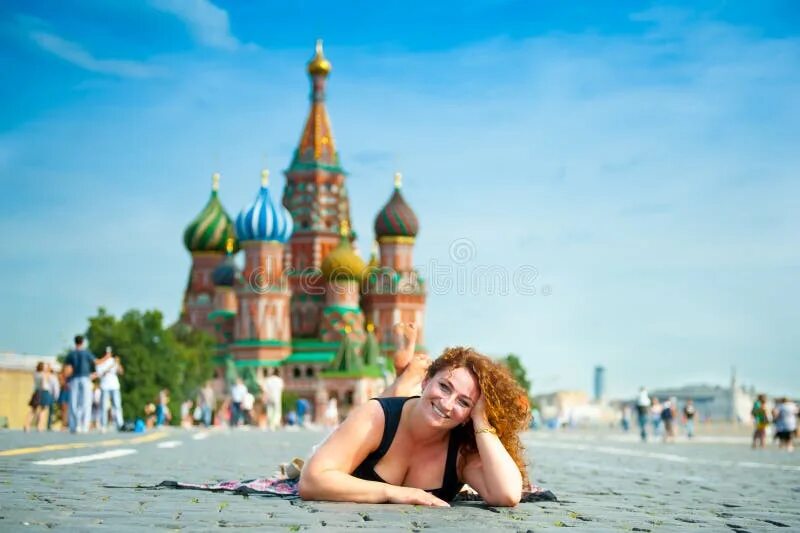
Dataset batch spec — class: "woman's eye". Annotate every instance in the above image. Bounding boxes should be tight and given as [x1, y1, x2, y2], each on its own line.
[439, 382, 450, 392]
[458, 400, 470, 408]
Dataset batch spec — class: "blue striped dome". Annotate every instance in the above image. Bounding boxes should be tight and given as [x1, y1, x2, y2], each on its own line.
[235, 171, 294, 243]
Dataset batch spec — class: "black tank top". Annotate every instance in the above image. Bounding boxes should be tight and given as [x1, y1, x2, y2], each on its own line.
[351, 396, 464, 502]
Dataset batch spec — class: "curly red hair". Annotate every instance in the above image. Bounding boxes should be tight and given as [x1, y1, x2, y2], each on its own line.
[426, 347, 531, 486]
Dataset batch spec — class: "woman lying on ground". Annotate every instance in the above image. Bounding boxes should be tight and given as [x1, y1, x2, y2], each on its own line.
[298, 323, 531, 507]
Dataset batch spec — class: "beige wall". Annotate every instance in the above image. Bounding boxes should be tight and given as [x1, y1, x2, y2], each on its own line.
[0, 368, 34, 429]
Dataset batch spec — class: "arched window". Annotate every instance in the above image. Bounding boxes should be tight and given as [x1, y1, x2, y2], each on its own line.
[293, 366, 302, 378]
[305, 366, 315, 378]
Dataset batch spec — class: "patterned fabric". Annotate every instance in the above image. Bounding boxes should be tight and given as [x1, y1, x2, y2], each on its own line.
[183, 190, 238, 253]
[235, 184, 294, 243]
[154, 475, 556, 504]
[374, 187, 419, 238]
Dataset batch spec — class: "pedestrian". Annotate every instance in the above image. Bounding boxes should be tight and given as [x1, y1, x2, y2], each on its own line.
[751, 394, 770, 449]
[324, 396, 339, 427]
[91, 383, 102, 431]
[156, 389, 172, 427]
[230, 378, 247, 427]
[683, 398, 696, 439]
[242, 391, 255, 426]
[63, 335, 96, 433]
[181, 399, 194, 428]
[297, 398, 311, 427]
[635, 387, 651, 442]
[196, 381, 215, 428]
[23, 362, 52, 432]
[650, 397, 663, 438]
[773, 397, 798, 452]
[44, 364, 60, 431]
[57, 369, 70, 431]
[95, 346, 124, 431]
[262, 370, 284, 431]
[620, 404, 631, 432]
[661, 397, 677, 443]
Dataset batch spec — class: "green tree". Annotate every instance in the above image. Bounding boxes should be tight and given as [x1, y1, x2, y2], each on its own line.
[85, 308, 215, 425]
[500, 354, 536, 409]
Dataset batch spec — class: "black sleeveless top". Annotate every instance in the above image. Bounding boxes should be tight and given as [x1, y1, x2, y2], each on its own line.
[351, 396, 464, 502]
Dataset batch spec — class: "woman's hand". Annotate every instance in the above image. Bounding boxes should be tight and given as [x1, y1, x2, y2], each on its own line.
[386, 485, 450, 507]
[471, 393, 490, 428]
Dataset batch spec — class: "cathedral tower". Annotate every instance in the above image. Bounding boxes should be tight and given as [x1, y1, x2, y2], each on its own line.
[232, 170, 294, 370]
[182, 173, 238, 335]
[364, 173, 427, 354]
[283, 40, 353, 337]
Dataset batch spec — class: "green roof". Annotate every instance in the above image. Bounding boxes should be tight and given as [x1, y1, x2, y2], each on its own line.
[234, 359, 282, 368]
[231, 339, 290, 348]
[321, 366, 384, 379]
[291, 339, 339, 351]
[208, 310, 236, 320]
[285, 351, 336, 364]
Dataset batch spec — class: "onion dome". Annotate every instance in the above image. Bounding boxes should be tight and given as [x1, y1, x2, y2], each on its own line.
[374, 173, 419, 239]
[321, 220, 366, 281]
[183, 173, 239, 253]
[307, 39, 332, 77]
[212, 238, 240, 287]
[235, 170, 294, 243]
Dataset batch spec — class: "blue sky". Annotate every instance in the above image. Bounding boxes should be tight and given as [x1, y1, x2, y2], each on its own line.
[1, 1, 798, 398]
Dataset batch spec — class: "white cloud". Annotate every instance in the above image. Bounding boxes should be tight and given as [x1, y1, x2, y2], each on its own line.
[150, 0, 243, 51]
[29, 30, 161, 78]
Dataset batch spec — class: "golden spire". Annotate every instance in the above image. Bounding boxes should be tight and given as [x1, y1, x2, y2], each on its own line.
[261, 169, 269, 187]
[367, 323, 374, 332]
[212, 172, 220, 191]
[307, 39, 332, 77]
[340, 218, 350, 237]
[394, 172, 402, 189]
[225, 237, 234, 255]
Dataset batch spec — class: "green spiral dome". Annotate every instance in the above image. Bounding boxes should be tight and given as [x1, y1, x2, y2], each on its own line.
[183, 179, 239, 253]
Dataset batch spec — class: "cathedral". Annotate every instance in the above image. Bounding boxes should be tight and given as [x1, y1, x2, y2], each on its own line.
[180, 41, 426, 421]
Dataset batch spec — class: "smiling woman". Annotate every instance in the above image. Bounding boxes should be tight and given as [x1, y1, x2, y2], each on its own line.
[298, 324, 531, 507]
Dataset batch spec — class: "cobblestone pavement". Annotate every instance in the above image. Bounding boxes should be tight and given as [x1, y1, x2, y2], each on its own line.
[1, 426, 798, 531]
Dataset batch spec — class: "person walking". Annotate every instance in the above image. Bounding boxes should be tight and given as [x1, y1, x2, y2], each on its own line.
[774, 397, 798, 452]
[95, 346, 124, 431]
[635, 387, 651, 442]
[23, 362, 52, 432]
[196, 381, 215, 428]
[650, 397, 663, 439]
[661, 397, 677, 443]
[63, 335, 96, 433]
[683, 398, 697, 439]
[751, 394, 770, 449]
[230, 378, 247, 427]
[262, 370, 284, 431]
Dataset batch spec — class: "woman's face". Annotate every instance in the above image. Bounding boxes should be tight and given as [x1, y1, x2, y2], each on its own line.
[420, 366, 480, 428]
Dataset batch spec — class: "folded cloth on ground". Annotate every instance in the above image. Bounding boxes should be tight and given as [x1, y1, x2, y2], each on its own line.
[154, 476, 557, 503]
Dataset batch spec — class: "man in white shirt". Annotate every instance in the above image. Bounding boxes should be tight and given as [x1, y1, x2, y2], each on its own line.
[96, 346, 124, 431]
[230, 378, 248, 427]
[262, 370, 284, 431]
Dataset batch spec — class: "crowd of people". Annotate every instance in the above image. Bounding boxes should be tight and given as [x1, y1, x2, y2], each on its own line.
[631, 387, 696, 443]
[24, 335, 124, 433]
[751, 394, 798, 452]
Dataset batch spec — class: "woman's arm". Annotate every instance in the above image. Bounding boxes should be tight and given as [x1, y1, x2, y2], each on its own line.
[460, 395, 523, 507]
[299, 400, 448, 507]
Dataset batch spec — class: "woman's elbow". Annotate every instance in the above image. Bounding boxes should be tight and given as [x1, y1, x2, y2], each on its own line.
[297, 472, 318, 500]
[485, 488, 521, 507]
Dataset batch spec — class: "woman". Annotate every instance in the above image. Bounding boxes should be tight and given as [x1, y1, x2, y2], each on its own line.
[24, 362, 53, 431]
[299, 323, 530, 507]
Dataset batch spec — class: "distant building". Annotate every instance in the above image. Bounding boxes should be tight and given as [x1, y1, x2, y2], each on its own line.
[593, 365, 605, 402]
[533, 390, 618, 426]
[649, 369, 754, 422]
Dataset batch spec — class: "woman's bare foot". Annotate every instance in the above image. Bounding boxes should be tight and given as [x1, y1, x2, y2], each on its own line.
[392, 322, 418, 374]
